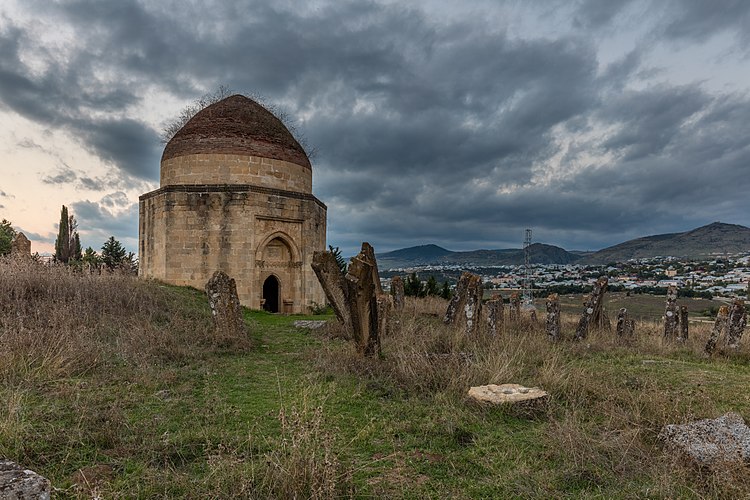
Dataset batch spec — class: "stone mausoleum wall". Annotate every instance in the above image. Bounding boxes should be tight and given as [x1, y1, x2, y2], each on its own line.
[139, 184, 326, 313]
[161, 154, 312, 194]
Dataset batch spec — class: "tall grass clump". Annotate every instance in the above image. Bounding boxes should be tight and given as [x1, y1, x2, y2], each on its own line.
[0, 257, 245, 383]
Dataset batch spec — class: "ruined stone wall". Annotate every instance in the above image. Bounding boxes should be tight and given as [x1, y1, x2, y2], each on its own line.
[139, 184, 326, 313]
[160, 154, 312, 194]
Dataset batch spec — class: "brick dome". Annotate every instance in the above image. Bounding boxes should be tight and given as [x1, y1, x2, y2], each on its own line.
[162, 95, 311, 169]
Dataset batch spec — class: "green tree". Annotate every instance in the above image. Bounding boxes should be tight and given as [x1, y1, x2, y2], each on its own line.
[0, 218, 16, 256]
[425, 275, 440, 296]
[439, 281, 452, 300]
[404, 272, 424, 297]
[328, 245, 348, 274]
[101, 236, 127, 269]
[81, 247, 101, 268]
[54, 205, 81, 263]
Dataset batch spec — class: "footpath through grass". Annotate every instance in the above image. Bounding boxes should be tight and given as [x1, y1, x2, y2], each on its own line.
[3, 270, 750, 498]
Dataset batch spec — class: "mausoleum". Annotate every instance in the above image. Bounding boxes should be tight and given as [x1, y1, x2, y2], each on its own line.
[139, 95, 327, 313]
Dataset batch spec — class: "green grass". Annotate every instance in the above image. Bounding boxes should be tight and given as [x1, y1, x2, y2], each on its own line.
[3, 277, 750, 498]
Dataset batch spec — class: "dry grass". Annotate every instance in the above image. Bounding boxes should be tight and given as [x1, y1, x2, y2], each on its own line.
[0, 257, 249, 385]
[314, 295, 750, 497]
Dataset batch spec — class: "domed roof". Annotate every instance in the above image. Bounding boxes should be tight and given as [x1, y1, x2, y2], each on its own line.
[162, 95, 311, 169]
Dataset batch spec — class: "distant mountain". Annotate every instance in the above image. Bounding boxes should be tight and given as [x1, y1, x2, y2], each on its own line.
[583, 222, 750, 263]
[377, 242, 581, 269]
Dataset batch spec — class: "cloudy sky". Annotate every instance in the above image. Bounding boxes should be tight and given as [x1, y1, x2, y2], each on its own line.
[1, 0, 749, 256]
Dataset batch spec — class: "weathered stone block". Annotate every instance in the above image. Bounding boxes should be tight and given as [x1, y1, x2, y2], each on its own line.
[659, 412, 750, 467]
[0, 460, 51, 499]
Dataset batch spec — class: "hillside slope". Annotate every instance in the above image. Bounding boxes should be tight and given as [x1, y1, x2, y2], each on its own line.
[584, 222, 750, 263]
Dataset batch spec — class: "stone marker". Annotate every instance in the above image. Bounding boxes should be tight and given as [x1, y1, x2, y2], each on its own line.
[725, 299, 747, 349]
[312, 242, 382, 356]
[678, 305, 689, 342]
[376, 293, 392, 338]
[664, 285, 679, 340]
[574, 276, 608, 341]
[10, 232, 31, 260]
[705, 305, 730, 355]
[545, 294, 561, 341]
[509, 292, 521, 323]
[616, 308, 635, 338]
[0, 460, 51, 499]
[391, 276, 405, 311]
[468, 384, 549, 415]
[486, 295, 504, 336]
[658, 412, 750, 467]
[443, 272, 483, 335]
[205, 271, 246, 341]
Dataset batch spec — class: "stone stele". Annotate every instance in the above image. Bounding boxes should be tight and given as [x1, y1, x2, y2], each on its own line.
[468, 384, 549, 406]
[0, 460, 51, 499]
[659, 412, 750, 467]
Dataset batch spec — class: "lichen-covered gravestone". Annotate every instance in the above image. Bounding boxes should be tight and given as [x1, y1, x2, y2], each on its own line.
[0, 460, 51, 499]
[705, 305, 730, 355]
[205, 271, 246, 341]
[443, 272, 483, 335]
[659, 412, 750, 467]
[574, 276, 608, 340]
[664, 285, 679, 340]
[725, 299, 747, 349]
[509, 292, 521, 323]
[486, 295, 504, 336]
[616, 308, 635, 338]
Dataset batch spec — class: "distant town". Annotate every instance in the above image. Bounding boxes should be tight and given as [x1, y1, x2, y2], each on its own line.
[381, 252, 750, 299]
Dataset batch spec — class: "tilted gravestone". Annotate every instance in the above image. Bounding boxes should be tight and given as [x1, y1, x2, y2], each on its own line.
[312, 242, 383, 356]
[574, 276, 608, 341]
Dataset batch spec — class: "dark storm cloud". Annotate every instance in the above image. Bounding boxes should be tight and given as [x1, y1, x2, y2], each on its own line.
[2, 0, 750, 253]
[659, 0, 750, 44]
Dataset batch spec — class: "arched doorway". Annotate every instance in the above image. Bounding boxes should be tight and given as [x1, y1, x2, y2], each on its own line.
[262, 275, 280, 313]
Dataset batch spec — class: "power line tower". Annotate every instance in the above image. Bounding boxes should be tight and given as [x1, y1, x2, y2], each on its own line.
[522, 228, 533, 308]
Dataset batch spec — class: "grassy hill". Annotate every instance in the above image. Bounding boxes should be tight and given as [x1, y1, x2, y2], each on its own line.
[3, 257, 750, 497]
[584, 222, 750, 263]
[378, 242, 581, 269]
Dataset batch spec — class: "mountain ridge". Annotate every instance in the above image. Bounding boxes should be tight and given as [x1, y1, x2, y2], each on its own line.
[375, 222, 750, 269]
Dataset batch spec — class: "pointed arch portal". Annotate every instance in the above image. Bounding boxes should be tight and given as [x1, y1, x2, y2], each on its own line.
[262, 275, 280, 313]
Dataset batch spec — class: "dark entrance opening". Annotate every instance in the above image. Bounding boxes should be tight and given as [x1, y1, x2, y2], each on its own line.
[262, 275, 280, 313]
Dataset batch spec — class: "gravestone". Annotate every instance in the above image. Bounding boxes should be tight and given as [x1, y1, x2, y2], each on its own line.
[205, 271, 246, 340]
[545, 294, 561, 341]
[486, 295, 504, 336]
[443, 272, 483, 335]
[574, 277, 608, 340]
[391, 276, 405, 311]
[10, 232, 31, 260]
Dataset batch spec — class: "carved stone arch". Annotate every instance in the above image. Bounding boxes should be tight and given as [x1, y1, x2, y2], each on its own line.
[255, 231, 301, 263]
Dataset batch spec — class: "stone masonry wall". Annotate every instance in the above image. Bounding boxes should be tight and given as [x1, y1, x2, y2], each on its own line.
[139, 185, 326, 313]
[161, 154, 312, 194]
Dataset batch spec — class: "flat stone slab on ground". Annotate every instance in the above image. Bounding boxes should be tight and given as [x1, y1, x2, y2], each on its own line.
[293, 320, 327, 330]
[468, 384, 549, 405]
[659, 412, 750, 466]
[0, 460, 51, 499]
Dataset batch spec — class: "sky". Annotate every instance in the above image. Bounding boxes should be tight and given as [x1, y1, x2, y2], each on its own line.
[1, 0, 749, 257]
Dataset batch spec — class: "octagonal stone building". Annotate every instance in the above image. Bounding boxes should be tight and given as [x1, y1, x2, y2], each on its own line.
[139, 95, 327, 313]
